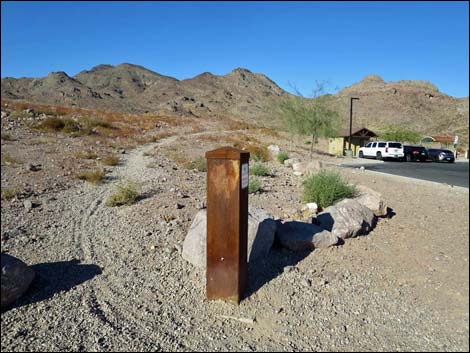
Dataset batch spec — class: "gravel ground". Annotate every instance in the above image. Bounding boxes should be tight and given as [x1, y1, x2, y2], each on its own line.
[1, 121, 469, 352]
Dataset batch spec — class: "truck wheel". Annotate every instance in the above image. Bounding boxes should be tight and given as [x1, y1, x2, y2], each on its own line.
[406, 154, 411, 162]
[376, 152, 383, 160]
[359, 151, 364, 158]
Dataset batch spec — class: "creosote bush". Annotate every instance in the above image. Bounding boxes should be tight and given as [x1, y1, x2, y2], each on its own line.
[37, 117, 80, 133]
[244, 145, 270, 162]
[250, 163, 269, 176]
[302, 170, 356, 209]
[248, 177, 261, 194]
[77, 169, 106, 184]
[106, 182, 139, 207]
[74, 150, 98, 160]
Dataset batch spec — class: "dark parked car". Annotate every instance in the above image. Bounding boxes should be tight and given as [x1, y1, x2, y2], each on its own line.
[403, 145, 428, 162]
[427, 148, 455, 163]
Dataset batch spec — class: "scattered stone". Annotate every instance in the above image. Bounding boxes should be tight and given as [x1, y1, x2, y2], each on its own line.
[275, 220, 339, 251]
[315, 199, 376, 239]
[24, 200, 33, 211]
[283, 158, 300, 168]
[26, 163, 41, 172]
[354, 185, 387, 217]
[175, 203, 184, 209]
[182, 208, 276, 268]
[267, 145, 281, 158]
[1, 253, 35, 308]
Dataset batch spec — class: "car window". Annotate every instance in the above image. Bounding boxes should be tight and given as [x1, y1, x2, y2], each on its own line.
[378, 142, 386, 147]
[365, 142, 372, 148]
[442, 150, 453, 154]
[389, 143, 402, 148]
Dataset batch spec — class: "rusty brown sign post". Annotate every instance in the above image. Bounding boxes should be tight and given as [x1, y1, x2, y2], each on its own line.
[205, 147, 249, 304]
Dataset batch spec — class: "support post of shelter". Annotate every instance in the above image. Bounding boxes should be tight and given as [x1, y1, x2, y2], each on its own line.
[205, 147, 250, 304]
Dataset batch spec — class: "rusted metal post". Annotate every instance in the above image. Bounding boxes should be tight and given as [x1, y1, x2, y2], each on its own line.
[205, 147, 249, 304]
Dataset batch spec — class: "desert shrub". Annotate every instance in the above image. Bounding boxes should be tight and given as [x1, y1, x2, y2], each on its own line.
[9, 111, 30, 119]
[379, 126, 421, 144]
[245, 145, 270, 162]
[74, 150, 98, 159]
[248, 177, 261, 194]
[1, 188, 20, 200]
[1, 153, 21, 166]
[250, 162, 269, 176]
[302, 170, 356, 208]
[186, 156, 206, 172]
[101, 155, 120, 166]
[277, 151, 289, 164]
[106, 182, 139, 207]
[37, 117, 80, 133]
[77, 169, 106, 184]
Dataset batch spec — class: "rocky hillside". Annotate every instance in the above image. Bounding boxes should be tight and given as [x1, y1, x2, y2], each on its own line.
[1, 63, 287, 121]
[1, 66, 468, 143]
[329, 74, 469, 143]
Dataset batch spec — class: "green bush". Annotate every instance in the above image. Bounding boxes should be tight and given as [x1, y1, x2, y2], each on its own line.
[277, 151, 289, 164]
[302, 170, 356, 208]
[248, 177, 261, 194]
[106, 182, 139, 207]
[245, 145, 270, 162]
[250, 163, 269, 176]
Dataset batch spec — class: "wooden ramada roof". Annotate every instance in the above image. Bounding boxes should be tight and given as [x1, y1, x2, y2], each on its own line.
[337, 127, 378, 138]
[429, 136, 454, 143]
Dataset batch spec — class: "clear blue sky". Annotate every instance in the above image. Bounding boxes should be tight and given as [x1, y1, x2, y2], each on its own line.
[1, 1, 469, 97]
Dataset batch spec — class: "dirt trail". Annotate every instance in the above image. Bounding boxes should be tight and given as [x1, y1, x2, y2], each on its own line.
[1, 129, 469, 352]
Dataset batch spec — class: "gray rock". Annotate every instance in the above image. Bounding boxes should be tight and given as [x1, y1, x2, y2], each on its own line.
[24, 200, 33, 210]
[355, 185, 388, 217]
[275, 221, 338, 251]
[315, 199, 376, 239]
[1, 253, 35, 308]
[267, 145, 281, 158]
[292, 161, 322, 175]
[283, 158, 300, 168]
[182, 208, 276, 268]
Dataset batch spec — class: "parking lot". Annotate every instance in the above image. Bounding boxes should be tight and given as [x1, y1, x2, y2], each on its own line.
[341, 160, 469, 188]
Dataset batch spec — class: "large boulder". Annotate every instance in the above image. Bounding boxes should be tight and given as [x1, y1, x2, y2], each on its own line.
[182, 208, 277, 268]
[315, 199, 376, 239]
[275, 221, 338, 251]
[292, 161, 322, 176]
[355, 185, 388, 217]
[1, 253, 35, 308]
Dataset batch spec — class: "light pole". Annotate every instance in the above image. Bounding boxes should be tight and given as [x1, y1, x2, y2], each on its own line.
[349, 97, 360, 152]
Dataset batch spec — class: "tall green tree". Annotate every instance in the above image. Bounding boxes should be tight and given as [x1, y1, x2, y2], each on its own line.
[380, 125, 422, 144]
[278, 82, 340, 156]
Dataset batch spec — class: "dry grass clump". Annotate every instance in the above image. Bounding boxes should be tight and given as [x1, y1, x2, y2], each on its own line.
[185, 156, 207, 172]
[101, 155, 120, 166]
[77, 169, 106, 184]
[244, 145, 271, 162]
[1, 153, 21, 166]
[106, 182, 139, 207]
[37, 117, 80, 133]
[1, 187, 20, 200]
[74, 150, 99, 160]
[248, 178, 261, 194]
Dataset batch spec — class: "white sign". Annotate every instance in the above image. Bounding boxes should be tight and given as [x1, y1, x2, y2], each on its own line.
[241, 163, 249, 189]
[454, 135, 459, 146]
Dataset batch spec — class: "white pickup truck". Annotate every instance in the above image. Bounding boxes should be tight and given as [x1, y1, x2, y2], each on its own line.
[358, 141, 404, 160]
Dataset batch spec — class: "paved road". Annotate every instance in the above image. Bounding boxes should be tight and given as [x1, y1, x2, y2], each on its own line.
[341, 160, 469, 188]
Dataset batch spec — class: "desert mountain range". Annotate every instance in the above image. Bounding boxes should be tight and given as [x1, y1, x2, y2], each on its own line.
[1, 63, 468, 143]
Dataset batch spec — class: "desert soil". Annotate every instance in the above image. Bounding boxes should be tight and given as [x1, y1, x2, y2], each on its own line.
[1, 115, 469, 352]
